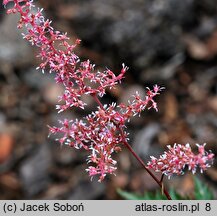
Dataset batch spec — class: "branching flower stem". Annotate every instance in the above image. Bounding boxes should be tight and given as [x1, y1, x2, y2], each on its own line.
[92, 93, 172, 200]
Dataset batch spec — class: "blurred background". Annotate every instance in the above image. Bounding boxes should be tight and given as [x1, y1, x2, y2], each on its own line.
[0, 0, 217, 199]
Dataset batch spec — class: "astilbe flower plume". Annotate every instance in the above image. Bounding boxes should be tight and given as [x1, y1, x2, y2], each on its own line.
[3, 0, 214, 186]
[147, 143, 214, 178]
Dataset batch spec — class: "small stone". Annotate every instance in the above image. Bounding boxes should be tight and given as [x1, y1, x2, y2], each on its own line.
[68, 180, 105, 199]
[19, 144, 51, 197]
[0, 14, 32, 64]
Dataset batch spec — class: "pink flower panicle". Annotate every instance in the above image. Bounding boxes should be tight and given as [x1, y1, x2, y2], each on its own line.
[4, 0, 128, 112]
[4, 0, 214, 182]
[48, 84, 163, 182]
[4, 0, 164, 181]
[147, 143, 214, 178]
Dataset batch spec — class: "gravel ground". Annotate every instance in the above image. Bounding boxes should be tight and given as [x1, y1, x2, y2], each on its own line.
[0, 0, 217, 199]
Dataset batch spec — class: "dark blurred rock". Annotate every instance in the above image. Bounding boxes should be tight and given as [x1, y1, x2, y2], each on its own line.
[141, 53, 185, 81]
[53, 145, 77, 166]
[194, 18, 217, 39]
[55, 0, 196, 80]
[0, 112, 6, 130]
[0, 14, 32, 65]
[19, 144, 52, 198]
[22, 68, 54, 90]
[67, 180, 105, 199]
[133, 123, 161, 158]
[187, 113, 217, 143]
[0, 4, 5, 21]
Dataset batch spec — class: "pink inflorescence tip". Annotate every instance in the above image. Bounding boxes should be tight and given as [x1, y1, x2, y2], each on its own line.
[147, 143, 214, 178]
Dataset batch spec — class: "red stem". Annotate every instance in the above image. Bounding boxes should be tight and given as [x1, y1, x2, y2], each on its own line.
[120, 133, 171, 200]
[91, 93, 104, 110]
[160, 174, 164, 183]
[91, 93, 172, 200]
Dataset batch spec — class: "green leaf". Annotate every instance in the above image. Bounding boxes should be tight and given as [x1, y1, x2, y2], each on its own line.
[117, 176, 214, 200]
[194, 176, 214, 200]
[142, 191, 166, 200]
[117, 189, 170, 200]
[142, 192, 153, 200]
[117, 188, 143, 200]
[169, 188, 185, 200]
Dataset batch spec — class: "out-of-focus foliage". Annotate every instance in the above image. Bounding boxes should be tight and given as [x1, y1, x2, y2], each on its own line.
[117, 176, 214, 200]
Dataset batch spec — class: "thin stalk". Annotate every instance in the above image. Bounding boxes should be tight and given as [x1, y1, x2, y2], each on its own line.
[160, 174, 164, 183]
[119, 128, 171, 200]
[91, 93, 104, 110]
